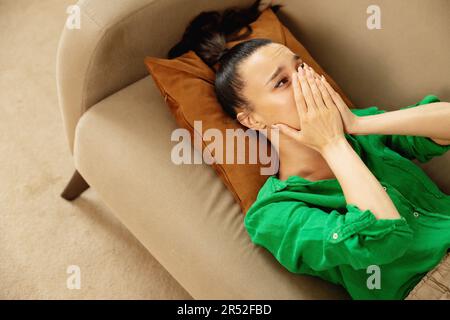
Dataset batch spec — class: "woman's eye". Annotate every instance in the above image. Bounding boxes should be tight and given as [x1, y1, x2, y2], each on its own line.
[275, 77, 289, 88]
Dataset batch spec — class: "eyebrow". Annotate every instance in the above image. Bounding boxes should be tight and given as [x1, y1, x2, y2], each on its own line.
[265, 53, 301, 86]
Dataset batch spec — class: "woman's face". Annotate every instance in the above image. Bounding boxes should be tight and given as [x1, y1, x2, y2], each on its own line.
[237, 43, 304, 131]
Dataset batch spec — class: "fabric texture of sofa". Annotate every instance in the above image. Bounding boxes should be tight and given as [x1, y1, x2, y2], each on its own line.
[57, 0, 450, 299]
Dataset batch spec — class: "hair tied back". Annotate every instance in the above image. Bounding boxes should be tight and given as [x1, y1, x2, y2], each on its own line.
[168, 0, 282, 68]
[217, 47, 230, 61]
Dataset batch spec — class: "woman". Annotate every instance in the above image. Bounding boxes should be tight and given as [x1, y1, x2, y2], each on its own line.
[169, 1, 450, 299]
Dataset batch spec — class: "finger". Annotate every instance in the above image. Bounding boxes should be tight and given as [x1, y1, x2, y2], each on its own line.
[298, 64, 317, 113]
[291, 72, 307, 116]
[320, 75, 336, 97]
[305, 66, 326, 110]
[315, 78, 333, 109]
[321, 76, 346, 108]
[292, 72, 308, 127]
[308, 65, 320, 78]
[272, 123, 303, 142]
[319, 77, 344, 117]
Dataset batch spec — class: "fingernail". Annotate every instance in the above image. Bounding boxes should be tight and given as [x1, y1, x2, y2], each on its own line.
[271, 124, 278, 129]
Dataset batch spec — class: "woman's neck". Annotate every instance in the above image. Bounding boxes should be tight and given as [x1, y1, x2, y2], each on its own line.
[275, 135, 334, 182]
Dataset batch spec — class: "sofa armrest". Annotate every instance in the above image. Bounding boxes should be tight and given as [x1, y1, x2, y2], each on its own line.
[57, 0, 155, 153]
[56, 0, 255, 154]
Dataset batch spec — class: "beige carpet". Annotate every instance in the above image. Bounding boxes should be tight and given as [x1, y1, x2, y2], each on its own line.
[0, 0, 192, 299]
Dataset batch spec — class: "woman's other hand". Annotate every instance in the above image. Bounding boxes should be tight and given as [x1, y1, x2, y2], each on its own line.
[308, 68, 360, 134]
[272, 63, 345, 154]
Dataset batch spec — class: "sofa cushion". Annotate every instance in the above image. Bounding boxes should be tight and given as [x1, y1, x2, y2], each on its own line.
[406, 253, 450, 300]
[74, 75, 350, 299]
[144, 7, 354, 213]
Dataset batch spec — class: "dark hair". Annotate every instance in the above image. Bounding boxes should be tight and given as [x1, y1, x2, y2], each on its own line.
[168, 0, 282, 119]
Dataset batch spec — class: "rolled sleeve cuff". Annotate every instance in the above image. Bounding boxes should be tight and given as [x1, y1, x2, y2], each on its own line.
[408, 136, 450, 163]
[328, 204, 409, 242]
[399, 94, 450, 162]
[325, 204, 414, 269]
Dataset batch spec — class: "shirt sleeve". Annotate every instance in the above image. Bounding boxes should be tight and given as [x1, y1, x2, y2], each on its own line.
[244, 199, 414, 272]
[359, 95, 450, 163]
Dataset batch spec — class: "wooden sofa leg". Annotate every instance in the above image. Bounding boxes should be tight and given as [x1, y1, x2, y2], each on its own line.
[61, 170, 90, 201]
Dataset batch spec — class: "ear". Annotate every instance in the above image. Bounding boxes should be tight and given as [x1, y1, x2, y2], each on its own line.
[236, 111, 267, 130]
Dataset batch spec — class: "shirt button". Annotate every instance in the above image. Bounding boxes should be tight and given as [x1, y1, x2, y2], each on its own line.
[383, 186, 387, 191]
[332, 233, 339, 240]
[413, 211, 419, 218]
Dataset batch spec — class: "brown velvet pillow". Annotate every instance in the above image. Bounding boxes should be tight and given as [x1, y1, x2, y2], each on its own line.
[144, 8, 353, 214]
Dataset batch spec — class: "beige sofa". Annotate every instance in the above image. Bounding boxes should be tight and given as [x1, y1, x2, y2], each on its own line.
[57, 0, 450, 299]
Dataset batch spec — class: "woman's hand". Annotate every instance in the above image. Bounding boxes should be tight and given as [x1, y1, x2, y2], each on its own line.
[308, 68, 360, 134]
[272, 63, 345, 154]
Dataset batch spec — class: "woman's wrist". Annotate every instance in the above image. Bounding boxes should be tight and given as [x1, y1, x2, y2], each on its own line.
[319, 136, 351, 158]
[348, 116, 365, 135]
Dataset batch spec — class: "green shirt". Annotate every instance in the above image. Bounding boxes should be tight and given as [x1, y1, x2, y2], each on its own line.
[244, 95, 450, 300]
